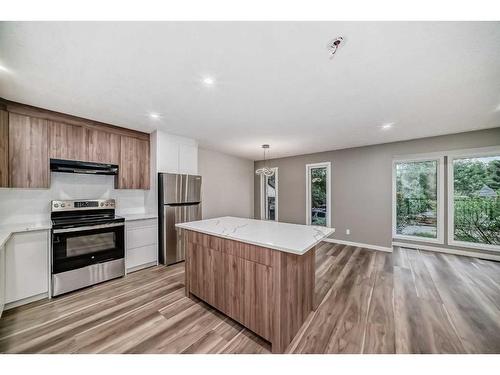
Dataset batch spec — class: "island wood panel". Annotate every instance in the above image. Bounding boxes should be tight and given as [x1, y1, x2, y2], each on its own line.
[188, 231, 273, 266]
[272, 248, 315, 352]
[117, 135, 150, 189]
[86, 128, 121, 165]
[48, 121, 88, 161]
[184, 230, 315, 352]
[0, 110, 8, 187]
[8, 113, 49, 188]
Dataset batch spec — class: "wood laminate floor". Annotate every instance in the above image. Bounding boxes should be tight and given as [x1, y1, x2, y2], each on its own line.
[1, 243, 500, 354]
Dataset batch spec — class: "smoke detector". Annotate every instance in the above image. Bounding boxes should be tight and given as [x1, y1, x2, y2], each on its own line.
[327, 36, 344, 58]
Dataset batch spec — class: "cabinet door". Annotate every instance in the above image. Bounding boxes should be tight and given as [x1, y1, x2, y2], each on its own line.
[0, 110, 8, 187]
[5, 231, 49, 304]
[188, 245, 225, 310]
[87, 128, 120, 165]
[179, 143, 198, 174]
[9, 113, 49, 188]
[48, 121, 87, 161]
[117, 136, 150, 189]
[0, 245, 5, 317]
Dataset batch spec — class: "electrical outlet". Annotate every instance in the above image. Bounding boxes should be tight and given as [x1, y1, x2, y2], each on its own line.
[346, 229, 350, 235]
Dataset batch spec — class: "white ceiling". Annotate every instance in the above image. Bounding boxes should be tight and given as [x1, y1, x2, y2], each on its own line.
[0, 22, 499, 160]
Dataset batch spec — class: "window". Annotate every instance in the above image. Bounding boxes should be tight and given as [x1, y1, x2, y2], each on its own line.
[306, 162, 331, 227]
[392, 157, 444, 243]
[448, 150, 500, 250]
[260, 168, 278, 221]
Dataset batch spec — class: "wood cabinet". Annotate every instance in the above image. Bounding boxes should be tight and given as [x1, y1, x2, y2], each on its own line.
[1, 99, 151, 190]
[87, 128, 120, 165]
[117, 136, 150, 189]
[48, 121, 87, 161]
[185, 230, 315, 353]
[9, 113, 49, 188]
[0, 110, 8, 187]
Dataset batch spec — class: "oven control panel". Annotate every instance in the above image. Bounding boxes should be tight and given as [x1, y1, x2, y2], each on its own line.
[51, 199, 116, 211]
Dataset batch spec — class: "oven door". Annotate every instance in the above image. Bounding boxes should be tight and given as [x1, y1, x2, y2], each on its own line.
[52, 222, 124, 274]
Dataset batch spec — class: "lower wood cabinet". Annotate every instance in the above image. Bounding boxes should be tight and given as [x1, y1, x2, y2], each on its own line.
[9, 113, 49, 188]
[5, 231, 49, 306]
[187, 237, 273, 341]
[118, 136, 150, 189]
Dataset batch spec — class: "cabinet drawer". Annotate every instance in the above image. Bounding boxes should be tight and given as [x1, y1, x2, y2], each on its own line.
[125, 218, 157, 230]
[126, 244, 157, 271]
[126, 225, 157, 249]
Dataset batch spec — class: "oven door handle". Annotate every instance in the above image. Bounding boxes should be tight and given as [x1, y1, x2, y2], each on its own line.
[53, 222, 124, 233]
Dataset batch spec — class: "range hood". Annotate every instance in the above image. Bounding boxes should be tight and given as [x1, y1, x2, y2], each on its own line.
[50, 159, 118, 176]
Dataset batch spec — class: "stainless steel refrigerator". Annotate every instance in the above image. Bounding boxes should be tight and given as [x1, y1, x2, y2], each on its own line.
[158, 173, 202, 265]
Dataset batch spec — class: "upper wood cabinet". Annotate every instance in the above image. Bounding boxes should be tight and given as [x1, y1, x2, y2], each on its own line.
[87, 128, 120, 165]
[117, 136, 150, 189]
[0, 110, 8, 187]
[1, 99, 151, 190]
[48, 121, 87, 161]
[9, 113, 49, 188]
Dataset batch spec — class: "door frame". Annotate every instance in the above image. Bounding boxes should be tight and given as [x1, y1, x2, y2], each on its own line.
[260, 167, 279, 221]
[305, 162, 331, 227]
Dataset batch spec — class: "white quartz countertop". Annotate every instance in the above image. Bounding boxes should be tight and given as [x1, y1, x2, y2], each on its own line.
[121, 213, 158, 221]
[0, 221, 52, 248]
[176, 216, 334, 255]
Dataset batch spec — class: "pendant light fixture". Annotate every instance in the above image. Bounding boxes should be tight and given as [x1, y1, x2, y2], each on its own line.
[255, 144, 275, 177]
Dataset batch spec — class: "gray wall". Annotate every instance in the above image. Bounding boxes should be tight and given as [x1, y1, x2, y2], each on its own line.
[199, 147, 254, 219]
[254, 128, 500, 249]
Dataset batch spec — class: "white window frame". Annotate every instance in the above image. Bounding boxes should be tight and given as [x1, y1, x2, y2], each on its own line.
[447, 146, 500, 252]
[305, 162, 331, 227]
[392, 155, 445, 244]
[260, 167, 279, 221]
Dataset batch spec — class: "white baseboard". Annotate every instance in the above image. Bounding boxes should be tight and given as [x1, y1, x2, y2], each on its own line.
[5, 292, 48, 311]
[323, 238, 393, 253]
[126, 261, 157, 274]
[392, 241, 500, 262]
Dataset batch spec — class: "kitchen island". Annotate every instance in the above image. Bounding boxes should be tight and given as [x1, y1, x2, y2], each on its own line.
[176, 216, 334, 353]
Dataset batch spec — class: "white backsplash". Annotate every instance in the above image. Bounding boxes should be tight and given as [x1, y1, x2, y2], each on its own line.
[0, 172, 149, 225]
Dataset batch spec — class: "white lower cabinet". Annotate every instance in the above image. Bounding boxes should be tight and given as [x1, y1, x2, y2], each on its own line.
[5, 231, 49, 307]
[125, 218, 158, 273]
[0, 244, 5, 317]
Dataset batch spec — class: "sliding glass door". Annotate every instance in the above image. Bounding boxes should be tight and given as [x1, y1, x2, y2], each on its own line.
[393, 157, 444, 243]
[449, 152, 500, 250]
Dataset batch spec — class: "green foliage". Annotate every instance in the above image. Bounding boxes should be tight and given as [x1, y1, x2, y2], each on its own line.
[311, 168, 326, 208]
[454, 197, 500, 245]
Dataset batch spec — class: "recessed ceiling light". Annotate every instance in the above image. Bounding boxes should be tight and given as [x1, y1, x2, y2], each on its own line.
[202, 76, 215, 86]
[149, 113, 160, 120]
[381, 122, 394, 130]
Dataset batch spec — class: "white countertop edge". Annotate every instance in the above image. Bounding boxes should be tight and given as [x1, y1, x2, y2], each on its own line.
[0, 223, 52, 248]
[121, 213, 158, 221]
[176, 222, 334, 255]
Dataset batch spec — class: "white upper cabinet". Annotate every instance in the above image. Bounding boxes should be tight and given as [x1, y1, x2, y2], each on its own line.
[178, 143, 198, 175]
[155, 131, 198, 175]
